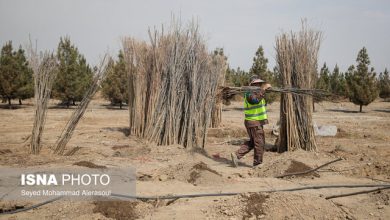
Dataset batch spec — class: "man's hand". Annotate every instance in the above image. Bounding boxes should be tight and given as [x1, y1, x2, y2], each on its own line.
[261, 83, 272, 90]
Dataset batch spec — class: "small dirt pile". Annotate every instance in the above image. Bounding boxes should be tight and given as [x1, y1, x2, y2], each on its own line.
[111, 144, 151, 158]
[158, 161, 224, 185]
[187, 162, 223, 185]
[243, 193, 269, 219]
[256, 159, 320, 178]
[73, 161, 106, 169]
[93, 200, 152, 220]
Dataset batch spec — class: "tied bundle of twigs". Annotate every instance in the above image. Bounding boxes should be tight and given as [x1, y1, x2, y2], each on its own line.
[53, 56, 108, 155]
[28, 41, 58, 155]
[123, 19, 226, 148]
[210, 55, 227, 128]
[276, 21, 322, 152]
[221, 86, 331, 103]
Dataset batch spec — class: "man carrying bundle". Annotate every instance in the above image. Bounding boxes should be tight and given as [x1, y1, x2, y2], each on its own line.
[231, 76, 271, 168]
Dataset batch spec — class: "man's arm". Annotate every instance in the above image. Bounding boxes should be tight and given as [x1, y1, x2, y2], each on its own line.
[245, 83, 272, 104]
[246, 89, 265, 104]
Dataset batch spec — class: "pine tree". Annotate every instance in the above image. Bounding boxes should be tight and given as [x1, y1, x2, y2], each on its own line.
[0, 42, 20, 106]
[225, 67, 250, 87]
[313, 62, 331, 106]
[329, 64, 346, 98]
[102, 51, 128, 108]
[378, 68, 390, 100]
[249, 46, 278, 103]
[15, 47, 34, 104]
[345, 47, 378, 112]
[53, 37, 93, 108]
[316, 63, 330, 91]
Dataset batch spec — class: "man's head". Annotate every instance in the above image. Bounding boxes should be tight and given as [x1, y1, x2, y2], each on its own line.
[249, 76, 265, 87]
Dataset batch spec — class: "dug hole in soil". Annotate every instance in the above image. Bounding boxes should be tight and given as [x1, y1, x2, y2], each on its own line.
[156, 161, 224, 186]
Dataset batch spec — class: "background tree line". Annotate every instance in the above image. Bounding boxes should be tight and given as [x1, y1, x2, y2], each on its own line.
[224, 46, 389, 112]
[0, 38, 129, 109]
[1, 40, 389, 112]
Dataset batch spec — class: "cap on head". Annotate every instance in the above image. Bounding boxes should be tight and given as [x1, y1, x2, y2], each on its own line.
[249, 76, 265, 85]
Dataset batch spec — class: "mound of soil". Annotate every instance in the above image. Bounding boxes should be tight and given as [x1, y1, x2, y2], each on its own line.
[263, 192, 345, 219]
[256, 159, 320, 178]
[93, 200, 152, 220]
[158, 161, 224, 185]
[213, 192, 345, 219]
[73, 161, 107, 169]
[242, 193, 269, 219]
[282, 160, 320, 178]
[111, 145, 151, 158]
[187, 162, 222, 185]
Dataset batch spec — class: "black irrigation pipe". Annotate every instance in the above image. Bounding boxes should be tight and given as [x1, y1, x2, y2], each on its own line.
[325, 186, 390, 200]
[110, 184, 390, 200]
[0, 196, 63, 215]
[2, 184, 390, 215]
[275, 158, 343, 178]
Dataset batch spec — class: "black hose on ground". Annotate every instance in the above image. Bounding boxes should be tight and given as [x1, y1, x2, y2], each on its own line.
[0, 196, 63, 215]
[325, 186, 390, 199]
[3, 183, 390, 215]
[110, 183, 390, 200]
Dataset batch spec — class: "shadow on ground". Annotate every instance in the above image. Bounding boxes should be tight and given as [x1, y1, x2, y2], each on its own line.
[374, 109, 390, 113]
[101, 127, 130, 136]
[327, 109, 360, 113]
[191, 147, 252, 168]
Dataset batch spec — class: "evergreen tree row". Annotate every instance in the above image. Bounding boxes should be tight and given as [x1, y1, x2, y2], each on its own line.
[223, 45, 389, 112]
[1, 40, 389, 112]
[315, 47, 389, 111]
[0, 41, 33, 105]
[101, 51, 128, 109]
[0, 38, 93, 108]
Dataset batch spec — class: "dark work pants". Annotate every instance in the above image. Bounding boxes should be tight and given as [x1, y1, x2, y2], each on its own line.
[235, 125, 265, 166]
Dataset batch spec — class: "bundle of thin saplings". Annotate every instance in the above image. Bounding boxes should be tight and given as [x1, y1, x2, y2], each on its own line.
[28, 44, 58, 155]
[276, 22, 322, 152]
[53, 57, 108, 155]
[210, 54, 227, 128]
[122, 20, 226, 148]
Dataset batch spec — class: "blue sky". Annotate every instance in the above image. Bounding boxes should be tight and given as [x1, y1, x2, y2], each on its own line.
[0, 0, 389, 72]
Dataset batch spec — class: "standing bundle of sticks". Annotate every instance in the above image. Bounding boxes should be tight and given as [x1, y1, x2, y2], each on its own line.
[53, 57, 108, 155]
[28, 43, 58, 155]
[210, 55, 227, 128]
[122, 20, 226, 148]
[276, 23, 322, 152]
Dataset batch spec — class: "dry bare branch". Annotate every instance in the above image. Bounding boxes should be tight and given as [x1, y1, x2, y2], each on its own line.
[28, 39, 58, 155]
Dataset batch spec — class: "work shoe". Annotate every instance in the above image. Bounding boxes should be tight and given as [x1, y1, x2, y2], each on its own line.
[252, 163, 263, 169]
[231, 153, 238, 167]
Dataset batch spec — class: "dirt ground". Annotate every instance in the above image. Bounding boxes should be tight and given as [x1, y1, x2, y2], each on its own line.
[0, 97, 389, 220]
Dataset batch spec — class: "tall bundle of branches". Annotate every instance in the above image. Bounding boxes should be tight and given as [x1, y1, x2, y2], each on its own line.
[123, 20, 225, 148]
[275, 23, 322, 152]
[53, 57, 107, 155]
[210, 53, 227, 128]
[28, 44, 57, 155]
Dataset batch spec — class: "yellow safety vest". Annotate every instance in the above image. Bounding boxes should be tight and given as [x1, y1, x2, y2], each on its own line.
[244, 93, 268, 121]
